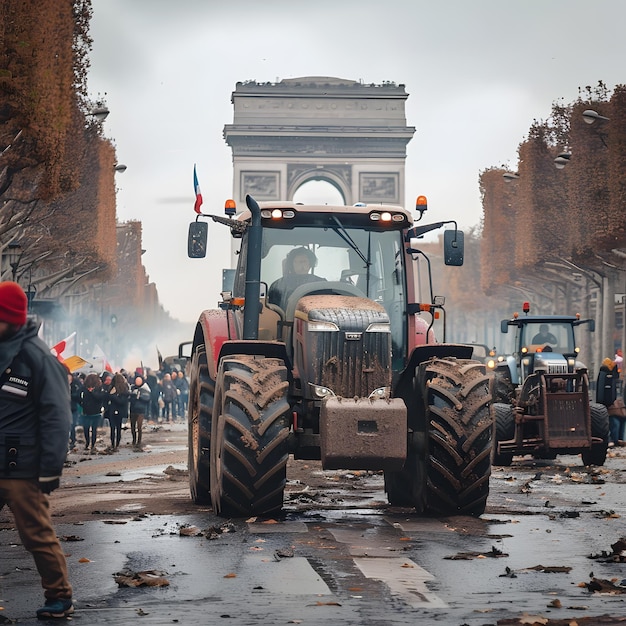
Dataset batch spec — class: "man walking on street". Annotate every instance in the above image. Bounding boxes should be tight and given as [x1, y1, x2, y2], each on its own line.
[130, 375, 151, 450]
[0, 282, 74, 619]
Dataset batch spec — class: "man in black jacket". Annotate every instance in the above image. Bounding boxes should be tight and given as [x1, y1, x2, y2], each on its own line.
[0, 281, 74, 619]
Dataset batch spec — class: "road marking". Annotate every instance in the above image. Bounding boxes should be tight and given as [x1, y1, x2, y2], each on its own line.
[353, 557, 448, 608]
[327, 526, 447, 608]
[245, 554, 332, 595]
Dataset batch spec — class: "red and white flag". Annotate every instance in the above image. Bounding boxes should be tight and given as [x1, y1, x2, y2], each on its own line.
[193, 164, 203, 214]
[51, 332, 76, 361]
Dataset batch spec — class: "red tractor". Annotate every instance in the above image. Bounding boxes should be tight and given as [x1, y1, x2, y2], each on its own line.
[186, 195, 493, 517]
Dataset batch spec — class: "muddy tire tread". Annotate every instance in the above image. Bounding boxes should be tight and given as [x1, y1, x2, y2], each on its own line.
[188, 344, 214, 504]
[581, 403, 609, 466]
[492, 402, 515, 466]
[211, 355, 290, 517]
[424, 358, 493, 516]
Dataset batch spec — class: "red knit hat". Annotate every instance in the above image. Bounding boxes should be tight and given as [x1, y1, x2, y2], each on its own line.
[0, 281, 28, 325]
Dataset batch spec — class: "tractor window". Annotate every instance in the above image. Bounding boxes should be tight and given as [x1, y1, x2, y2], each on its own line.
[248, 225, 407, 361]
[521, 322, 575, 353]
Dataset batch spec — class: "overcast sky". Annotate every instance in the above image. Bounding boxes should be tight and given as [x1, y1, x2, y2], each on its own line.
[87, 0, 626, 326]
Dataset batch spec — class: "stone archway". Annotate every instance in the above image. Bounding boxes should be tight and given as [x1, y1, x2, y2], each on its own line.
[223, 77, 415, 209]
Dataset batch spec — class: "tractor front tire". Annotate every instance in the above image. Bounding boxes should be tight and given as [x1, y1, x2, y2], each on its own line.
[492, 402, 515, 466]
[188, 344, 214, 504]
[210, 355, 291, 517]
[581, 403, 610, 466]
[423, 359, 493, 517]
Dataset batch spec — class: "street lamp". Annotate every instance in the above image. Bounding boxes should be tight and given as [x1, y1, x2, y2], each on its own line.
[554, 151, 572, 169]
[90, 106, 110, 123]
[7, 242, 21, 281]
[503, 172, 519, 183]
[114, 164, 127, 173]
[582, 109, 610, 125]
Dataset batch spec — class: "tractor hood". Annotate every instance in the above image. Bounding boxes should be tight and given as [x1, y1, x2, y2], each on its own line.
[533, 352, 569, 375]
[294, 294, 392, 398]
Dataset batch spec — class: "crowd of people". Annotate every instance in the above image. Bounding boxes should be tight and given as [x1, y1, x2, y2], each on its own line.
[68, 364, 189, 453]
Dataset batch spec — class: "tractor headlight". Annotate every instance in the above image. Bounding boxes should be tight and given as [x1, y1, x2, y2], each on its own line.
[310, 384, 336, 398]
[365, 323, 391, 333]
[307, 321, 340, 332]
[368, 387, 390, 399]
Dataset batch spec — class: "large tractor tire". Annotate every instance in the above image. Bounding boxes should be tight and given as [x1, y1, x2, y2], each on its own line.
[492, 369, 515, 404]
[210, 355, 291, 517]
[386, 358, 493, 517]
[188, 344, 214, 504]
[581, 403, 610, 466]
[491, 402, 515, 466]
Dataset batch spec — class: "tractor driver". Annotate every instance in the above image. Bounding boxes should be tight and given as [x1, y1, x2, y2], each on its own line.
[268, 247, 326, 310]
[532, 324, 558, 345]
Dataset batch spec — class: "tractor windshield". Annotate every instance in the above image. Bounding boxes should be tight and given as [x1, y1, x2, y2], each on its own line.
[519, 322, 576, 354]
[233, 222, 408, 365]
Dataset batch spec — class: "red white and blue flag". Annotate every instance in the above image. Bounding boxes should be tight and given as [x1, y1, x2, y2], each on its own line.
[193, 164, 203, 214]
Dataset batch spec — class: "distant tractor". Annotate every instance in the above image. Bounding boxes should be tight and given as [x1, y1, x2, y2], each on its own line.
[491, 302, 609, 466]
[185, 194, 493, 517]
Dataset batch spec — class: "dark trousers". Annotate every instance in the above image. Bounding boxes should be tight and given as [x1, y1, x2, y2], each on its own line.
[69, 409, 79, 446]
[109, 413, 123, 448]
[82, 414, 100, 448]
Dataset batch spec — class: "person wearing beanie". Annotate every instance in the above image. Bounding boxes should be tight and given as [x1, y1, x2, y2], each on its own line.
[0, 281, 74, 618]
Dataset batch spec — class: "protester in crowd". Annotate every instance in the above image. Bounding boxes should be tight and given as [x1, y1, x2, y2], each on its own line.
[100, 371, 113, 429]
[0, 281, 74, 618]
[68, 372, 83, 451]
[160, 372, 178, 423]
[108, 373, 130, 451]
[80, 373, 105, 453]
[146, 368, 160, 420]
[130, 375, 151, 450]
[174, 369, 189, 418]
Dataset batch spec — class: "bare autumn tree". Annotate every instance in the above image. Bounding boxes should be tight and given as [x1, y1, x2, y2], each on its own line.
[479, 168, 517, 291]
[0, 0, 117, 291]
[481, 85, 626, 297]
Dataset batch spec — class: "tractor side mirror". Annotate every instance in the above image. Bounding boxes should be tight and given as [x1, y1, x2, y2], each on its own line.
[443, 230, 464, 266]
[188, 221, 208, 258]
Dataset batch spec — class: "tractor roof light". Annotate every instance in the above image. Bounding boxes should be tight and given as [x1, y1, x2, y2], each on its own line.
[225, 199, 236, 216]
[261, 208, 295, 220]
[369, 211, 405, 223]
[523, 301, 530, 314]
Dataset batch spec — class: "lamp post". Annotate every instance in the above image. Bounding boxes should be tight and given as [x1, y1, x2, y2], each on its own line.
[582, 109, 610, 125]
[554, 151, 572, 169]
[7, 242, 21, 281]
[90, 106, 110, 123]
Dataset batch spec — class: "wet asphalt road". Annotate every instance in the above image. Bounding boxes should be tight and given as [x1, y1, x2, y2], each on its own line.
[1, 432, 626, 626]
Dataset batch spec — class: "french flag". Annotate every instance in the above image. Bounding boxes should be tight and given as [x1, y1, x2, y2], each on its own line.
[193, 164, 203, 214]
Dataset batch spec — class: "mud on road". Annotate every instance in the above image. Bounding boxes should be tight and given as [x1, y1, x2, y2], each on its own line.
[1, 423, 626, 625]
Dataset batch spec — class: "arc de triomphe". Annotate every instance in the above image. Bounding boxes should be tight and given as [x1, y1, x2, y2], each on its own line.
[223, 77, 415, 207]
